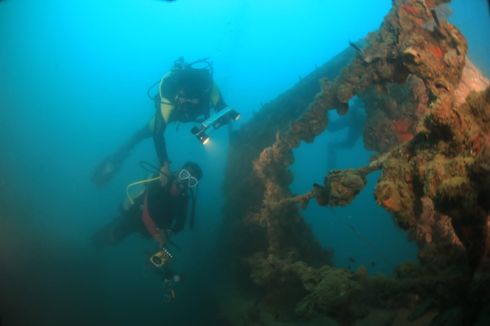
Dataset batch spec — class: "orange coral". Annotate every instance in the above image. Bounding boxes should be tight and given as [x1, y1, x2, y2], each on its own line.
[393, 119, 408, 133]
[428, 45, 445, 60]
[382, 197, 400, 212]
[376, 182, 402, 212]
[399, 132, 414, 143]
[401, 4, 419, 15]
[470, 131, 490, 155]
[393, 118, 414, 142]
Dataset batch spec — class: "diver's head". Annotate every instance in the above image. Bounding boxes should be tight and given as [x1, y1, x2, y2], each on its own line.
[182, 161, 203, 179]
[175, 161, 202, 191]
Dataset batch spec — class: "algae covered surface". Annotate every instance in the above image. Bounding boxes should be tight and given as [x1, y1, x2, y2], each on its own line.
[221, 0, 490, 324]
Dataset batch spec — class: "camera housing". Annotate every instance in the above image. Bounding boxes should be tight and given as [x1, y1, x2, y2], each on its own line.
[150, 248, 173, 268]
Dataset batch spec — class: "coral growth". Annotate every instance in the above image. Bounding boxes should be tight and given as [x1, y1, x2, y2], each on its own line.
[374, 89, 490, 273]
[314, 169, 368, 207]
[222, 0, 490, 323]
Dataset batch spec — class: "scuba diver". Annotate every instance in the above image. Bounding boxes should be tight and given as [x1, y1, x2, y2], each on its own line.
[92, 161, 202, 300]
[91, 57, 239, 187]
[92, 161, 202, 248]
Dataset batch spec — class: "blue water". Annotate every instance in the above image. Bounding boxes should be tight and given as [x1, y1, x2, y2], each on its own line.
[1, 0, 489, 325]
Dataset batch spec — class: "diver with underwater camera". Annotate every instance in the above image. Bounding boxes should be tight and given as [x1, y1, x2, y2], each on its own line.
[92, 161, 203, 300]
[91, 57, 240, 187]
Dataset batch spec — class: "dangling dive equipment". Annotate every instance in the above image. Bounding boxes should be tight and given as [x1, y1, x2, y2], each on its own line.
[149, 246, 178, 301]
[150, 247, 174, 268]
[147, 79, 161, 100]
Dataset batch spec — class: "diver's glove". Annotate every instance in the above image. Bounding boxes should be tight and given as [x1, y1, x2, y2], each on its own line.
[91, 155, 122, 187]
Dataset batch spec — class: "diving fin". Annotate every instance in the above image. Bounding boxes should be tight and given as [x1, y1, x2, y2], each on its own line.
[91, 155, 122, 187]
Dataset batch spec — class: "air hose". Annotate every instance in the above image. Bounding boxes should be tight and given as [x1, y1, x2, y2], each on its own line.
[126, 161, 170, 205]
[126, 176, 160, 205]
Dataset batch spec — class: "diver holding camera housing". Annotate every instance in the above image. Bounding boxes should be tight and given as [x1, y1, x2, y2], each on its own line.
[191, 107, 240, 144]
[150, 246, 182, 301]
[93, 160, 203, 302]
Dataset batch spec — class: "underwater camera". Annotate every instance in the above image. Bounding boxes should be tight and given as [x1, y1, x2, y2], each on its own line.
[150, 248, 173, 268]
[191, 107, 240, 144]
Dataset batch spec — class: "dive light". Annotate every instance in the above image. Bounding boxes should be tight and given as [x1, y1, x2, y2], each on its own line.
[191, 107, 240, 144]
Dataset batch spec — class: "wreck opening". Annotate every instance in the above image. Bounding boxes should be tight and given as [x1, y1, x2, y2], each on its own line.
[290, 95, 418, 275]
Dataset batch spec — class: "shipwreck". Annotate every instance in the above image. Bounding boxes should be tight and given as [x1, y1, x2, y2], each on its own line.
[219, 0, 490, 324]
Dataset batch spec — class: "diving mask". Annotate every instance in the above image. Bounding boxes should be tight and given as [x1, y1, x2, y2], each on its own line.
[177, 168, 199, 188]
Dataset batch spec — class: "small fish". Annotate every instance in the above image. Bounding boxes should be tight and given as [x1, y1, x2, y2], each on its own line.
[348, 41, 363, 54]
[370, 261, 377, 267]
[348, 256, 356, 263]
[431, 9, 441, 28]
[423, 4, 452, 31]
[433, 4, 452, 21]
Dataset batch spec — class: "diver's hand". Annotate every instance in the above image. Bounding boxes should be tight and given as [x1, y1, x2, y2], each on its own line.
[159, 162, 171, 187]
[92, 155, 119, 187]
[154, 229, 168, 249]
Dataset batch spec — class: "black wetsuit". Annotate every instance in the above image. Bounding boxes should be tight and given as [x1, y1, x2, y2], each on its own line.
[145, 178, 188, 233]
[93, 177, 189, 246]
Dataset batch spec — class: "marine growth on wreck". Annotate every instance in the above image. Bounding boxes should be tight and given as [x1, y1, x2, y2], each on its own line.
[221, 0, 490, 324]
